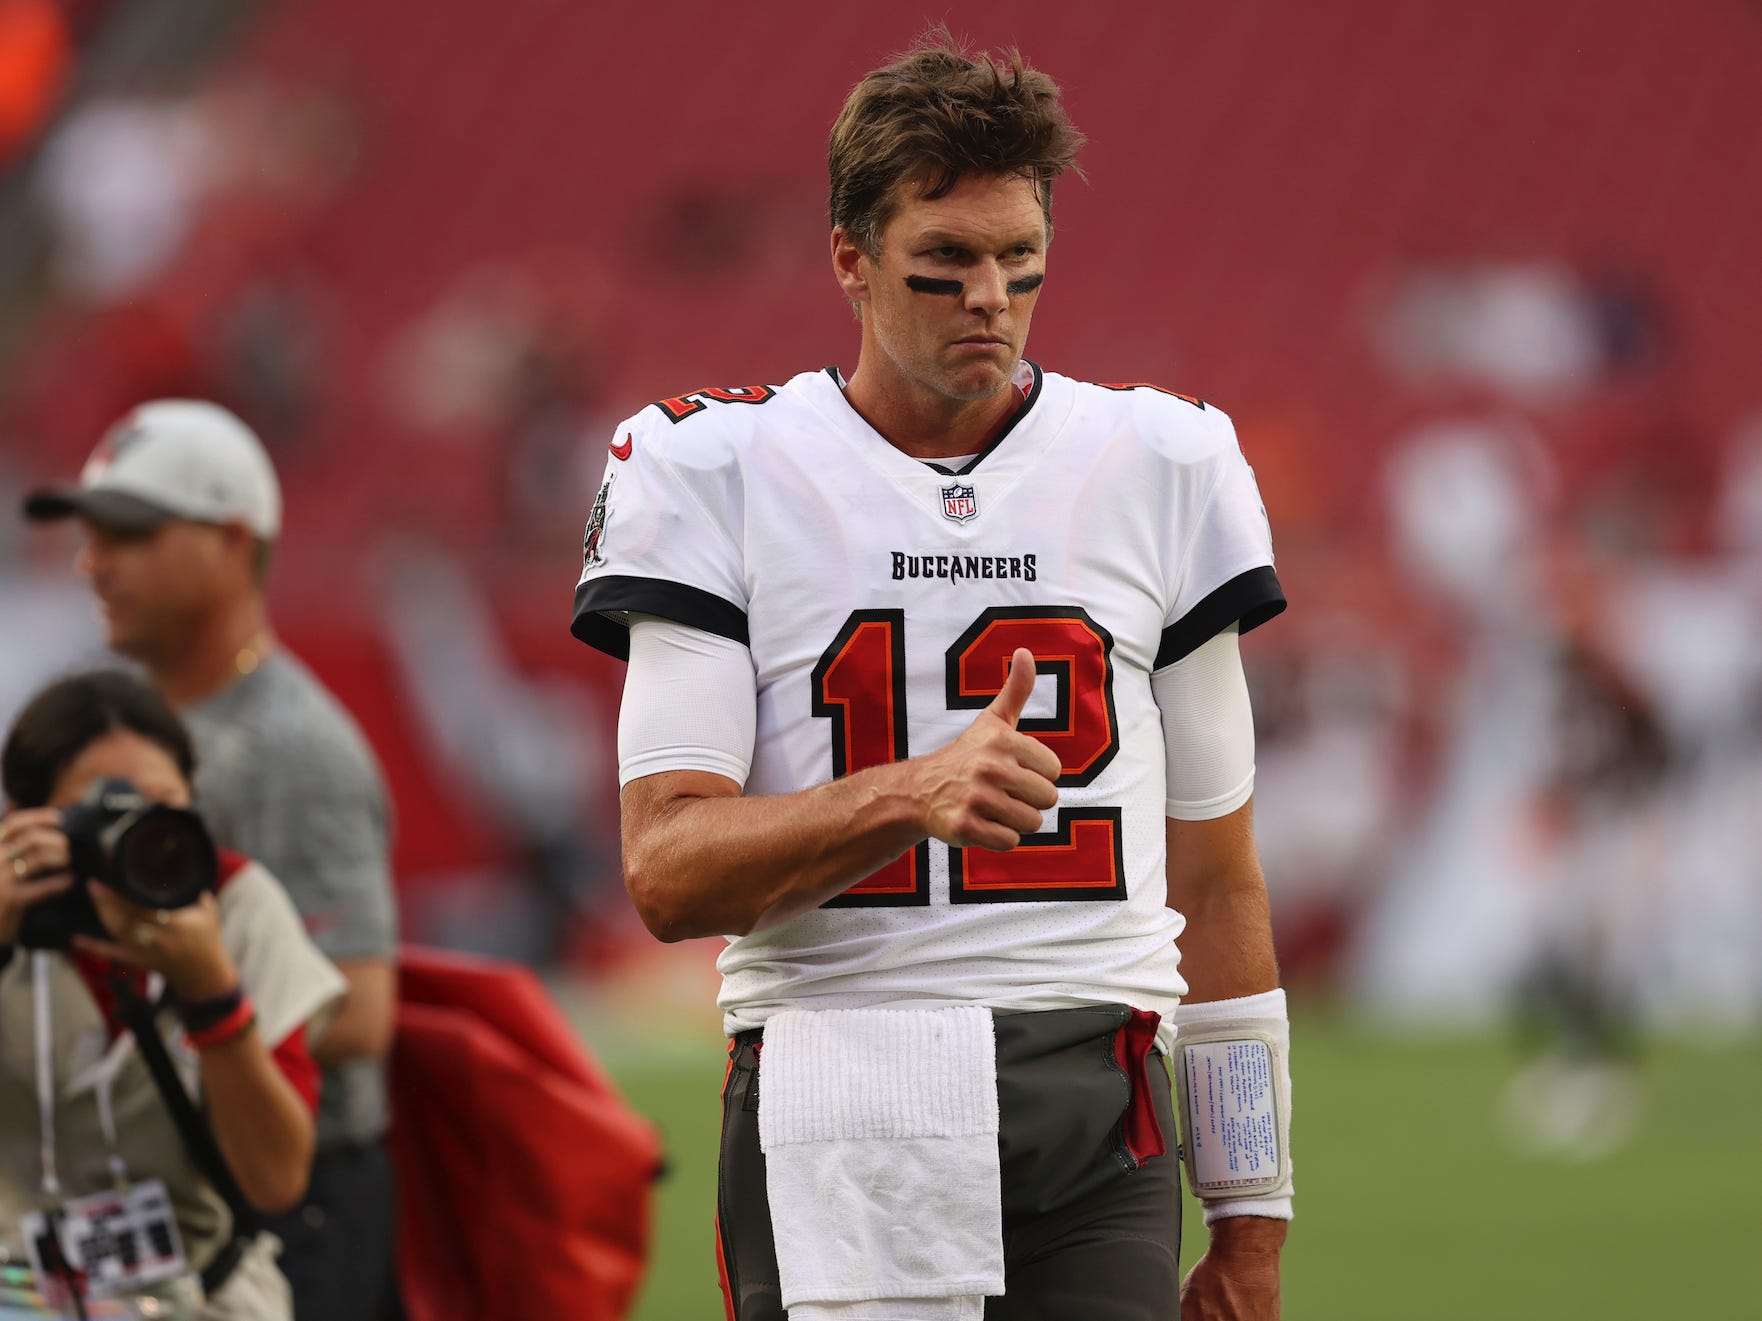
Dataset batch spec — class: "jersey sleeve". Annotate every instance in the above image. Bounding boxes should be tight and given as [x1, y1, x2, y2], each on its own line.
[1157, 407, 1286, 668]
[570, 411, 748, 661]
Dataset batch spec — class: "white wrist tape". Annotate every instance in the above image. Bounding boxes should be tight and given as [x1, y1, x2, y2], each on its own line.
[1173, 988, 1295, 1224]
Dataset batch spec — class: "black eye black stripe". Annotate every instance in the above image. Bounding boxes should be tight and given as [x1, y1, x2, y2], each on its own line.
[904, 273, 1046, 297]
[905, 275, 964, 295]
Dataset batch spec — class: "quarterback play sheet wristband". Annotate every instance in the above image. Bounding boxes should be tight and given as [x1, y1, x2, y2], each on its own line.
[1173, 988, 1294, 1223]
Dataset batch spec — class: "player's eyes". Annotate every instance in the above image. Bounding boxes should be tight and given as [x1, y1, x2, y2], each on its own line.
[933, 246, 961, 259]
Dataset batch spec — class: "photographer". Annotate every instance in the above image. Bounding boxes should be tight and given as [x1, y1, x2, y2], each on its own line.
[24, 400, 401, 1321]
[0, 670, 343, 1319]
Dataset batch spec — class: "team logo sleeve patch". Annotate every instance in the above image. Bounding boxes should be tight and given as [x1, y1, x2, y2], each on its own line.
[582, 470, 614, 569]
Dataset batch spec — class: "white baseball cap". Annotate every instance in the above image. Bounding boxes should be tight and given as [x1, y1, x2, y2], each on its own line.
[23, 400, 282, 539]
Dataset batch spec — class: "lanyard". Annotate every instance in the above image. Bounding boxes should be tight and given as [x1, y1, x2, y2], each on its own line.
[31, 953, 143, 1200]
[31, 954, 60, 1201]
[94, 1059, 130, 1188]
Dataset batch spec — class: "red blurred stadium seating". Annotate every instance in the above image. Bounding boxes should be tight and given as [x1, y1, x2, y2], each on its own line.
[224, 0, 1762, 469]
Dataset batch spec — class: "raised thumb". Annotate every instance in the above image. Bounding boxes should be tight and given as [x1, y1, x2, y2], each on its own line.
[987, 648, 1037, 728]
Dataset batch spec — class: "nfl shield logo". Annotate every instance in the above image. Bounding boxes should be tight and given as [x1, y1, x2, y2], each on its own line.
[940, 483, 978, 523]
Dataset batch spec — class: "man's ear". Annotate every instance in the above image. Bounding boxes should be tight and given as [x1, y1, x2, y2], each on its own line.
[830, 227, 872, 306]
[217, 520, 260, 583]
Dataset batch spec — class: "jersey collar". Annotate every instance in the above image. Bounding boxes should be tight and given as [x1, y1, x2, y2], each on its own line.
[819, 360, 1044, 477]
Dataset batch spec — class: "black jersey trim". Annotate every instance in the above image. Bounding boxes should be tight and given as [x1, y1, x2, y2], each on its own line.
[954, 361, 1043, 475]
[821, 362, 1044, 476]
[1155, 565, 1286, 669]
[570, 575, 749, 661]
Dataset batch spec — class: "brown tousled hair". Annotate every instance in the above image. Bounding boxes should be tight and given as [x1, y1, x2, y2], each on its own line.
[829, 28, 1086, 256]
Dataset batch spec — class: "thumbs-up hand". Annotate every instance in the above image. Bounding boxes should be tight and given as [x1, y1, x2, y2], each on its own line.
[914, 648, 1063, 852]
[987, 646, 1039, 730]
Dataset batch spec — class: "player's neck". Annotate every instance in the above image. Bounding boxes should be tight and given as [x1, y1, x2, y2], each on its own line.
[843, 352, 1022, 462]
[151, 600, 276, 707]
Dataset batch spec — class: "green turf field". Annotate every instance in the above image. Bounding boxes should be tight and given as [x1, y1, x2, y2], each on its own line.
[576, 1002, 1759, 1320]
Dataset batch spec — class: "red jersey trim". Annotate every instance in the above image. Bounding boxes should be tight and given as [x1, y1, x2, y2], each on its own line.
[272, 1023, 322, 1114]
[216, 848, 250, 890]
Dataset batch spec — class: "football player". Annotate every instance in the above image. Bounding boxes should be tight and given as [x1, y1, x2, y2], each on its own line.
[573, 32, 1293, 1321]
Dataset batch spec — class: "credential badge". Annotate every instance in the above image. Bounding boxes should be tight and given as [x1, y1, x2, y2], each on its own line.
[940, 482, 978, 523]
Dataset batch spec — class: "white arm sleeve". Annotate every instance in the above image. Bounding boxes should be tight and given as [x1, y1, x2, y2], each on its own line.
[617, 615, 758, 788]
[1152, 624, 1256, 820]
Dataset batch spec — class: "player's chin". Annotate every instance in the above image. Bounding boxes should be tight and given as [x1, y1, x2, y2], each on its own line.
[939, 355, 1016, 400]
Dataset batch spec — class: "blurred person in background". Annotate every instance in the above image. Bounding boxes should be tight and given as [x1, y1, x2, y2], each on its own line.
[0, 669, 343, 1318]
[20, 402, 401, 1321]
[378, 545, 615, 962]
[1501, 630, 1668, 1159]
[35, 92, 214, 307]
[1355, 415, 1559, 1017]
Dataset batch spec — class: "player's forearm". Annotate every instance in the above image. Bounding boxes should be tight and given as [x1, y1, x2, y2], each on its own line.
[201, 1031, 315, 1214]
[1165, 808, 1280, 1003]
[1178, 874, 1279, 1002]
[621, 764, 928, 941]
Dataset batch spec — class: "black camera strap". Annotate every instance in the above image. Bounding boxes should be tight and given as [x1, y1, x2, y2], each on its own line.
[109, 976, 261, 1298]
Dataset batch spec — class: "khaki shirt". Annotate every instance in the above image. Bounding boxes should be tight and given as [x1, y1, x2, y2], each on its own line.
[0, 859, 345, 1317]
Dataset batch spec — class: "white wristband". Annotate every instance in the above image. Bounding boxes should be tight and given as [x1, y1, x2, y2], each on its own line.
[1173, 988, 1295, 1225]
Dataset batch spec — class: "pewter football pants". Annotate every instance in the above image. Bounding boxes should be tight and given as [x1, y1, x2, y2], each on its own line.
[715, 1003, 1184, 1320]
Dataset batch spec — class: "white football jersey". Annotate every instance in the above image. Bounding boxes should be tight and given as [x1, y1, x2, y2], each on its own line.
[573, 362, 1283, 1043]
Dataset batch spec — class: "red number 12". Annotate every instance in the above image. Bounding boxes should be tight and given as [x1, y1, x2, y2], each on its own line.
[811, 606, 1124, 908]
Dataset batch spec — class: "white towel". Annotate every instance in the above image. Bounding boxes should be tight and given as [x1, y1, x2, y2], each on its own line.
[758, 1006, 1004, 1316]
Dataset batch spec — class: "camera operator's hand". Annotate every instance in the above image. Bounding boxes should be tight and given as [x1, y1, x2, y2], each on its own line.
[0, 808, 75, 946]
[74, 885, 239, 1002]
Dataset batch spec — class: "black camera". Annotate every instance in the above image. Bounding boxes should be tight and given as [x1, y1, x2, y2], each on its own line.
[18, 778, 218, 950]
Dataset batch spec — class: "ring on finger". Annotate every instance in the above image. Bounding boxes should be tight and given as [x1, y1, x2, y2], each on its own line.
[131, 926, 157, 949]
[10, 856, 26, 880]
[154, 909, 173, 926]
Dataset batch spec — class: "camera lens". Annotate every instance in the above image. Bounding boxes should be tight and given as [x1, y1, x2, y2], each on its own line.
[115, 811, 212, 907]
